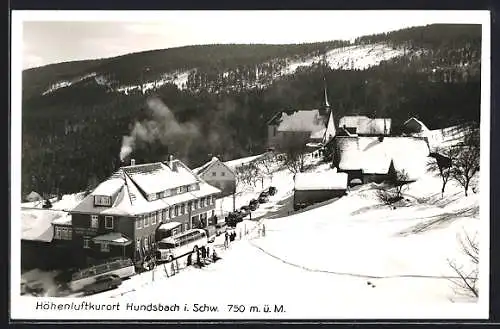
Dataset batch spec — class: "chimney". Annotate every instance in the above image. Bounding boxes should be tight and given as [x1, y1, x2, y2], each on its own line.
[130, 159, 136, 166]
[169, 155, 177, 171]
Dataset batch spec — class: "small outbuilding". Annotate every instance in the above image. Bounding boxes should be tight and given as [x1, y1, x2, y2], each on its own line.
[293, 171, 348, 211]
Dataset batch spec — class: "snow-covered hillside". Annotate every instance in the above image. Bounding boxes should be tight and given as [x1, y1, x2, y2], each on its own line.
[42, 72, 98, 95]
[40, 42, 407, 96]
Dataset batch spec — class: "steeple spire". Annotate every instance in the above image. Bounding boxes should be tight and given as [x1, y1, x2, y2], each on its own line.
[322, 76, 330, 109]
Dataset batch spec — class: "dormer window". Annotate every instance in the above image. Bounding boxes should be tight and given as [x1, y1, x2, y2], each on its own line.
[148, 194, 158, 201]
[94, 195, 111, 207]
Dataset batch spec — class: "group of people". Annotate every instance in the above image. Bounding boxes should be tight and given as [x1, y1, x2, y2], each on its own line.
[224, 230, 237, 248]
[186, 245, 221, 268]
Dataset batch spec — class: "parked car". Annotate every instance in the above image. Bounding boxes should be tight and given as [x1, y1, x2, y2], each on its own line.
[259, 191, 269, 198]
[83, 274, 122, 295]
[215, 222, 228, 236]
[248, 199, 259, 211]
[258, 195, 269, 203]
[239, 206, 250, 217]
[268, 186, 277, 196]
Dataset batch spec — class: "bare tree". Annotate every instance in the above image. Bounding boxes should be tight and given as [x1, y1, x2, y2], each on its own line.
[377, 169, 410, 205]
[235, 162, 262, 188]
[281, 134, 309, 174]
[259, 152, 279, 184]
[427, 149, 453, 198]
[450, 132, 480, 197]
[448, 231, 479, 299]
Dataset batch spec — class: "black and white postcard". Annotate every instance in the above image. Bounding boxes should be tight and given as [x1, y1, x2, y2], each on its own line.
[10, 10, 491, 320]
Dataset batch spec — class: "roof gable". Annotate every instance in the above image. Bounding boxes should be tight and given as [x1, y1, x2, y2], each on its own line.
[337, 137, 430, 178]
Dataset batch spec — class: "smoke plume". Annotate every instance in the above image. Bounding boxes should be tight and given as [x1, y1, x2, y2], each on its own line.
[120, 97, 200, 161]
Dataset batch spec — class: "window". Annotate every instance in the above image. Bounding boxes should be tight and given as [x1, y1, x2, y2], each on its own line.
[184, 223, 189, 231]
[54, 227, 72, 240]
[169, 208, 173, 218]
[200, 198, 205, 208]
[144, 237, 149, 250]
[101, 242, 110, 252]
[136, 238, 141, 250]
[174, 205, 179, 216]
[83, 237, 90, 249]
[144, 215, 149, 227]
[212, 172, 216, 176]
[152, 212, 157, 225]
[181, 203, 185, 215]
[177, 186, 183, 194]
[194, 200, 198, 209]
[157, 192, 162, 199]
[136, 216, 142, 229]
[190, 201, 194, 211]
[105, 216, 114, 229]
[94, 195, 111, 206]
[90, 215, 98, 228]
[162, 209, 167, 222]
[221, 172, 225, 176]
[172, 228, 178, 236]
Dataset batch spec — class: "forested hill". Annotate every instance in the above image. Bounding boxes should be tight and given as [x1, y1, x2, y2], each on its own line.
[21, 24, 482, 197]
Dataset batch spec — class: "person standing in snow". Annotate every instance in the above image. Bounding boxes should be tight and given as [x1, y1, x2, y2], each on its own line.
[201, 246, 206, 259]
[262, 224, 266, 237]
[206, 246, 210, 259]
[224, 232, 229, 249]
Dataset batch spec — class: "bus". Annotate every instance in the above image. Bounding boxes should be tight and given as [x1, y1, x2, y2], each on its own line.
[156, 229, 208, 263]
[68, 257, 135, 292]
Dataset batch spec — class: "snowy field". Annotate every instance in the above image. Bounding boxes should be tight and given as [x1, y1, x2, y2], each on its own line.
[19, 139, 483, 318]
[77, 151, 480, 309]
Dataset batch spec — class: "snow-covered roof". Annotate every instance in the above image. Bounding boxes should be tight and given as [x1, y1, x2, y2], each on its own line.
[52, 213, 72, 226]
[294, 171, 348, 191]
[193, 157, 219, 175]
[123, 161, 198, 195]
[92, 232, 131, 245]
[193, 157, 235, 178]
[92, 178, 123, 196]
[71, 158, 221, 216]
[158, 221, 183, 231]
[21, 209, 69, 242]
[224, 153, 267, 170]
[271, 110, 327, 134]
[337, 137, 430, 180]
[338, 116, 391, 135]
[26, 191, 42, 201]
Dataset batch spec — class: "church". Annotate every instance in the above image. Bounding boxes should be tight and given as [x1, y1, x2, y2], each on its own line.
[266, 83, 335, 152]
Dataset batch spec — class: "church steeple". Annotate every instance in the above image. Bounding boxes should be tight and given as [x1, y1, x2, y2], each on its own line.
[322, 76, 330, 110]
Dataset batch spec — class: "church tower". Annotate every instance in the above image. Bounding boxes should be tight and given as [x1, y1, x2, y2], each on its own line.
[322, 77, 336, 144]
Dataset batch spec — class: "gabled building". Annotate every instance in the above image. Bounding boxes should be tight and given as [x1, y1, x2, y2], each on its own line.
[333, 136, 430, 186]
[69, 157, 221, 267]
[293, 170, 348, 211]
[338, 115, 392, 136]
[193, 157, 236, 198]
[267, 85, 335, 151]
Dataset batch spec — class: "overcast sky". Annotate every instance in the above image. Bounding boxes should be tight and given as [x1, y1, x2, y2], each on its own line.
[20, 10, 485, 69]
